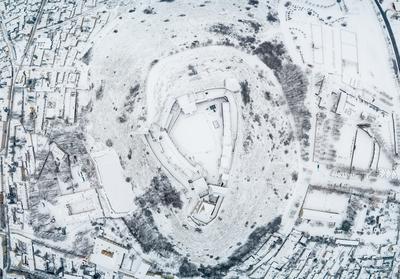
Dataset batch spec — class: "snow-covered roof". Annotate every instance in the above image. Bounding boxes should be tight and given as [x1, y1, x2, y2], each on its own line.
[193, 201, 216, 224]
[90, 237, 127, 271]
[177, 94, 197, 115]
[301, 208, 342, 223]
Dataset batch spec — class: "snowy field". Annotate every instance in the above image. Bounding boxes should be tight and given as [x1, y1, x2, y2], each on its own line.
[170, 99, 225, 184]
[92, 148, 136, 214]
[81, 0, 400, 274]
[5, 0, 400, 277]
[88, 24, 299, 265]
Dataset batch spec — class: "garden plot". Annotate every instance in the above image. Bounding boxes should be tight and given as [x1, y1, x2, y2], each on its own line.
[334, 122, 357, 167]
[302, 188, 349, 217]
[340, 30, 359, 87]
[311, 24, 324, 65]
[49, 189, 103, 224]
[280, 0, 398, 99]
[352, 128, 376, 171]
[352, 197, 400, 244]
[297, 187, 349, 236]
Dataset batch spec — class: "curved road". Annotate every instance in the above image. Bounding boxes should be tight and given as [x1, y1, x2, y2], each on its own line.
[373, 0, 400, 77]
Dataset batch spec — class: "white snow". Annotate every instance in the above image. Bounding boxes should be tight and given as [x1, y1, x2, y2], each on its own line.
[92, 148, 135, 214]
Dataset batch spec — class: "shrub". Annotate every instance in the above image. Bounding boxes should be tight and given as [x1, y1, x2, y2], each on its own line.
[239, 80, 251, 105]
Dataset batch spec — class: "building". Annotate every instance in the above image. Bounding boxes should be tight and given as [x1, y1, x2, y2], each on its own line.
[90, 237, 127, 275]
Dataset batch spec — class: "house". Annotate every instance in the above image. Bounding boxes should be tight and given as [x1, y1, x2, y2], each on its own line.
[90, 237, 127, 273]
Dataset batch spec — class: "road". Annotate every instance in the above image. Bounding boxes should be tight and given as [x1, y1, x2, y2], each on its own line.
[0, 0, 48, 276]
[373, 0, 400, 77]
[3, 0, 48, 157]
